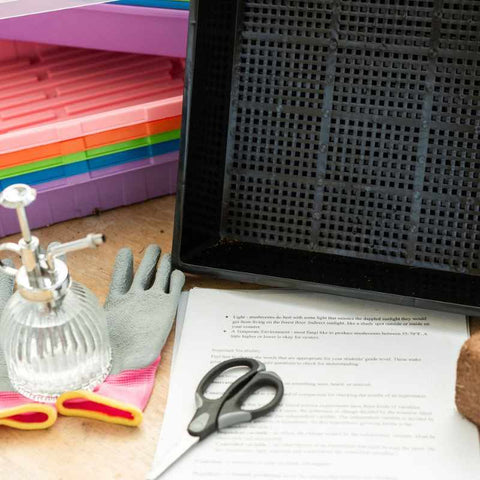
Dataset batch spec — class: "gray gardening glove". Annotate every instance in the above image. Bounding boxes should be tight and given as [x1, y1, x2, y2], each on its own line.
[0, 259, 57, 429]
[56, 245, 185, 426]
[105, 244, 185, 374]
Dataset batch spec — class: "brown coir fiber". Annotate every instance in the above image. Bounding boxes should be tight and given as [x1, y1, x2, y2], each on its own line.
[456, 333, 480, 426]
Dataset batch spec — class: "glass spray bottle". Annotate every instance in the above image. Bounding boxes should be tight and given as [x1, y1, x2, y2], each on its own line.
[0, 184, 112, 402]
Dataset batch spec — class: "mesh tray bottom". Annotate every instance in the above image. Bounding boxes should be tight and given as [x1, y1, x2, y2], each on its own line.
[220, 0, 480, 276]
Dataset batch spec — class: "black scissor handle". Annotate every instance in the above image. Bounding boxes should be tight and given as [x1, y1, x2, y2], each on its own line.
[196, 358, 263, 398]
[187, 358, 264, 439]
[217, 371, 284, 429]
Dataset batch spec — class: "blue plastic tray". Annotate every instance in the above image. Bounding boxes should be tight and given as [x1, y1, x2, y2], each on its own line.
[112, 1, 189, 9]
[0, 139, 180, 189]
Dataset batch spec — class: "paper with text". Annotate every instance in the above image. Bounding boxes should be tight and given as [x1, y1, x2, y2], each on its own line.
[151, 288, 479, 480]
[0, 0, 108, 20]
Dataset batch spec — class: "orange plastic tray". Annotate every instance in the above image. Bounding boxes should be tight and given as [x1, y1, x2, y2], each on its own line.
[0, 115, 182, 169]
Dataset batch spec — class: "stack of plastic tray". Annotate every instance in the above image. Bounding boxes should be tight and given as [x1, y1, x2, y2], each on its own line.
[0, 40, 184, 236]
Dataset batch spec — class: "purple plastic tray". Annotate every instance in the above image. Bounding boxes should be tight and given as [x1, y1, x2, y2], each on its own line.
[0, 152, 179, 237]
[0, 4, 188, 57]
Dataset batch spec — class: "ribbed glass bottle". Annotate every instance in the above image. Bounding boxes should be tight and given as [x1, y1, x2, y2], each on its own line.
[0, 281, 111, 402]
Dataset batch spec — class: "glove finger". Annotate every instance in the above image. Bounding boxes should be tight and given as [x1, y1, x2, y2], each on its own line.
[132, 245, 161, 291]
[0, 258, 15, 308]
[153, 253, 172, 292]
[168, 269, 185, 297]
[106, 248, 134, 302]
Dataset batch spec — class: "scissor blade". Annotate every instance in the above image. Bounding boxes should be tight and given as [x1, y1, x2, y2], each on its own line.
[147, 431, 199, 480]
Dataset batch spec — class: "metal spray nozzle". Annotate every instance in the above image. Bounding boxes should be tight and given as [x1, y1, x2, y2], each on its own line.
[0, 184, 106, 301]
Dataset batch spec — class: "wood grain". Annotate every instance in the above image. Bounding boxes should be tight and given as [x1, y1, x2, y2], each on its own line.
[0, 195, 476, 479]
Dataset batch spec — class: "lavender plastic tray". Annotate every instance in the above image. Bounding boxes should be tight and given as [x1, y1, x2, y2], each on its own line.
[0, 152, 179, 237]
[0, 4, 189, 57]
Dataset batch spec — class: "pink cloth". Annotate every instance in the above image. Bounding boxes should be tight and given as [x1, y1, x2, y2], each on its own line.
[0, 391, 38, 409]
[0, 392, 56, 427]
[1, 356, 160, 426]
[58, 356, 161, 423]
[94, 356, 161, 410]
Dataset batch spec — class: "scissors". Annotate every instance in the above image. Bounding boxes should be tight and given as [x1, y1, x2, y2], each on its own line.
[148, 358, 284, 479]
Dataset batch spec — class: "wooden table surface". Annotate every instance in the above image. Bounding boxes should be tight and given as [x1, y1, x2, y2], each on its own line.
[0, 195, 249, 480]
[0, 195, 477, 479]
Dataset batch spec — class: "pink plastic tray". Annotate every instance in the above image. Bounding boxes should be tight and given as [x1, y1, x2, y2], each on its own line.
[0, 40, 184, 154]
[0, 4, 189, 57]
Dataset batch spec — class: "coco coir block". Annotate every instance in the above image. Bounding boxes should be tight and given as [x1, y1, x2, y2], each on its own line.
[456, 332, 480, 427]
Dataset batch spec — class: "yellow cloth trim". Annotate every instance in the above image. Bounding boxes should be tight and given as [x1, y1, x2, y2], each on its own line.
[0, 403, 57, 430]
[56, 391, 143, 427]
